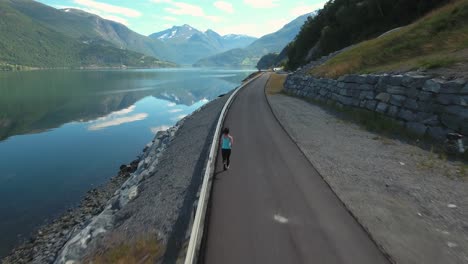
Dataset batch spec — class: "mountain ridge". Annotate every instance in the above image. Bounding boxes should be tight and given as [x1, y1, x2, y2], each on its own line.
[149, 25, 257, 64]
[193, 12, 316, 67]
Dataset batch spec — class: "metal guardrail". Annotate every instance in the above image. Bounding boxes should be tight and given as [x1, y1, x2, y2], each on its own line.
[184, 73, 262, 264]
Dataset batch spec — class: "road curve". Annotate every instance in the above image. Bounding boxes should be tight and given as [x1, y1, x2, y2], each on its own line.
[202, 73, 389, 264]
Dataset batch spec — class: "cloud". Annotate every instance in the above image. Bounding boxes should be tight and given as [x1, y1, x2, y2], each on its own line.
[167, 102, 177, 107]
[88, 113, 148, 130]
[289, 1, 327, 17]
[112, 105, 136, 116]
[150, 125, 171, 134]
[243, 0, 280, 8]
[214, 1, 234, 13]
[168, 108, 183, 113]
[152, 1, 221, 22]
[73, 0, 141, 17]
[56, 5, 130, 25]
[162, 16, 178, 21]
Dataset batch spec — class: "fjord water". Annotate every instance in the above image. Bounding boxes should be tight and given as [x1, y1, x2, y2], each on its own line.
[0, 68, 253, 257]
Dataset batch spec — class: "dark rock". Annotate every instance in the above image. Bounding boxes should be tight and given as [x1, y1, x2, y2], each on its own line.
[417, 91, 433, 101]
[423, 79, 443, 93]
[445, 105, 468, 119]
[386, 85, 406, 95]
[406, 122, 427, 136]
[389, 95, 406, 107]
[427, 126, 450, 141]
[439, 79, 465, 94]
[440, 114, 462, 131]
[376, 92, 391, 102]
[366, 100, 378, 111]
[399, 110, 417, 121]
[404, 99, 418, 110]
[402, 75, 430, 89]
[376, 102, 389, 113]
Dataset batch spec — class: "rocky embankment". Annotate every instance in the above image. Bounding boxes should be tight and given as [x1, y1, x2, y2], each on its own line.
[3, 89, 233, 263]
[284, 73, 468, 141]
[3, 160, 140, 263]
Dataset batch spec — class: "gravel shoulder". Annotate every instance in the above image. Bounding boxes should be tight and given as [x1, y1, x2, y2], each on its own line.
[267, 93, 468, 264]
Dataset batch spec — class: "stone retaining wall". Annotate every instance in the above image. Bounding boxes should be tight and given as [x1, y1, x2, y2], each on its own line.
[284, 73, 468, 140]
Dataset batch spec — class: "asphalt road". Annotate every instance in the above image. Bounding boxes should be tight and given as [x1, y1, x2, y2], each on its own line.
[202, 73, 389, 264]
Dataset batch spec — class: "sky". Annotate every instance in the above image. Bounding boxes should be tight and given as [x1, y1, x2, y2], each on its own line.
[36, 0, 327, 37]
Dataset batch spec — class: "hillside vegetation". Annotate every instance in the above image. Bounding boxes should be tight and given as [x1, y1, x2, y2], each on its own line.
[0, 0, 175, 69]
[312, 0, 468, 78]
[286, 0, 449, 70]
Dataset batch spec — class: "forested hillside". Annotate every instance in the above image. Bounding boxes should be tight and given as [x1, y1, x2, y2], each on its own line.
[0, 0, 175, 69]
[286, 0, 450, 69]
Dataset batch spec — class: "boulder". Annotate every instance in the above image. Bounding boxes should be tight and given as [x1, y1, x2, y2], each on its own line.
[389, 95, 407, 107]
[440, 114, 462, 131]
[376, 92, 391, 102]
[422, 79, 443, 93]
[406, 122, 427, 136]
[404, 99, 419, 110]
[427, 126, 450, 141]
[386, 85, 406, 95]
[398, 110, 417, 121]
[439, 79, 466, 94]
[376, 102, 389, 113]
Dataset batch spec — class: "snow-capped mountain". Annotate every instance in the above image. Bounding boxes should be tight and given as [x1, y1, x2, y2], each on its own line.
[149, 25, 257, 64]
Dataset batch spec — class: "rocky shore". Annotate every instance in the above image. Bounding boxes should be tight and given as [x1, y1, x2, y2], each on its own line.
[2, 159, 140, 263]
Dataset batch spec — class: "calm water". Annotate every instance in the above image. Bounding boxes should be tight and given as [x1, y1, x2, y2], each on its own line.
[0, 68, 254, 257]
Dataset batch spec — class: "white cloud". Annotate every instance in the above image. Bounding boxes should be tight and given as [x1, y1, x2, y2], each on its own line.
[150, 125, 171, 134]
[162, 16, 178, 21]
[111, 105, 136, 115]
[289, 1, 327, 17]
[167, 102, 177, 107]
[74, 0, 141, 17]
[244, 0, 280, 8]
[88, 113, 148, 130]
[56, 5, 130, 25]
[214, 1, 234, 13]
[168, 108, 183, 113]
[152, 1, 220, 22]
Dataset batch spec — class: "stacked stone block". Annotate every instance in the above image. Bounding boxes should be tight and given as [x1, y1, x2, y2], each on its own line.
[284, 73, 468, 141]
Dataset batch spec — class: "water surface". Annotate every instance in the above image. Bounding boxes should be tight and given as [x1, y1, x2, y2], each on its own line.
[0, 68, 253, 257]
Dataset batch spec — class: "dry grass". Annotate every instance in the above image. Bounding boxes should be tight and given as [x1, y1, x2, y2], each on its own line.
[311, 0, 468, 78]
[266, 73, 287, 95]
[88, 237, 163, 264]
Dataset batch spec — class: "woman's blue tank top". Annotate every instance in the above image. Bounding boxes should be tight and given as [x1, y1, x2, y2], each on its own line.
[221, 135, 231, 149]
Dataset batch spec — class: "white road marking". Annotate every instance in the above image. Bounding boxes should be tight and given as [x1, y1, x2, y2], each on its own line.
[273, 214, 289, 224]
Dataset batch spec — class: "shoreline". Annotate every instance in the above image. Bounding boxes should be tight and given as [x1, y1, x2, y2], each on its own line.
[2, 158, 140, 263]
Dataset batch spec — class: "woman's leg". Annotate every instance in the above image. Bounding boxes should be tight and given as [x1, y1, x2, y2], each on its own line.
[226, 149, 231, 167]
[221, 149, 227, 169]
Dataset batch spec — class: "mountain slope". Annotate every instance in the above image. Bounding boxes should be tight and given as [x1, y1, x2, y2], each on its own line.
[0, 0, 174, 68]
[311, 0, 468, 78]
[7, 0, 174, 61]
[194, 13, 314, 67]
[149, 25, 257, 64]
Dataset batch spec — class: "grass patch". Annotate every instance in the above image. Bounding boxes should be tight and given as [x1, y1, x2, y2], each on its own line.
[311, 0, 468, 78]
[266, 73, 287, 95]
[88, 237, 163, 264]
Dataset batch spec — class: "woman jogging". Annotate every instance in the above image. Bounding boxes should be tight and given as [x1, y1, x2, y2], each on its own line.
[221, 127, 234, 170]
